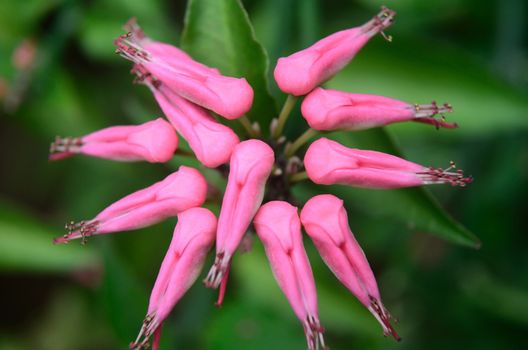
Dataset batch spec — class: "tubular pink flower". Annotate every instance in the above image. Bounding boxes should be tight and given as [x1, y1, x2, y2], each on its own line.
[49, 118, 178, 163]
[124, 19, 221, 77]
[204, 140, 274, 299]
[300, 194, 400, 341]
[304, 138, 473, 189]
[54, 166, 207, 244]
[274, 7, 395, 96]
[135, 66, 239, 168]
[301, 87, 457, 131]
[254, 201, 327, 350]
[130, 207, 217, 350]
[114, 21, 254, 120]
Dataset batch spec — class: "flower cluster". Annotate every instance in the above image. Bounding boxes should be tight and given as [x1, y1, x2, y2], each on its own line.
[52, 7, 472, 350]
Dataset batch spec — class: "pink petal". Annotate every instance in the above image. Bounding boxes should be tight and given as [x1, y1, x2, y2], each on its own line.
[274, 8, 395, 96]
[204, 140, 274, 294]
[115, 22, 253, 119]
[151, 83, 240, 168]
[302, 88, 413, 130]
[301, 194, 400, 341]
[304, 138, 472, 188]
[130, 207, 217, 349]
[49, 118, 178, 163]
[254, 201, 327, 350]
[302, 88, 456, 131]
[54, 166, 207, 244]
[304, 138, 424, 188]
[146, 62, 254, 120]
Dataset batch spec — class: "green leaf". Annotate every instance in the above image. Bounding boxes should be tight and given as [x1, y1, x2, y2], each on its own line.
[293, 129, 481, 248]
[0, 198, 100, 272]
[181, 0, 277, 133]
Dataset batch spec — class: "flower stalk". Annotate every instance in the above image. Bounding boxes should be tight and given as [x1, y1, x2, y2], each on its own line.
[272, 94, 299, 138]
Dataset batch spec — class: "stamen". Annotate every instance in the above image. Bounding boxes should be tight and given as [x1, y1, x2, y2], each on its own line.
[130, 313, 158, 350]
[303, 315, 328, 350]
[114, 32, 151, 63]
[368, 296, 401, 341]
[131, 65, 161, 88]
[413, 101, 458, 129]
[417, 162, 473, 187]
[204, 252, 230, 289]
[49, 136, 83, 155]
[361, 6, 396, 39]
[53, 220, 99, 245]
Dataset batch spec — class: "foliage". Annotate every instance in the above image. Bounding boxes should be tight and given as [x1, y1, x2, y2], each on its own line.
[0, 0, 527, 349]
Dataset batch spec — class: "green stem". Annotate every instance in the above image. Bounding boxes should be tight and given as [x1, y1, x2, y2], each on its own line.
[239, 115, 258, 138]
[175, 148, 194, 157]
[273, 95, 299, 138]
[286, 128, 318, 157]
[289, 171, 308, 183]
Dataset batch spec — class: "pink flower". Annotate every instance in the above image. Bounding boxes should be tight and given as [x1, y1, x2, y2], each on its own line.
[300, 194, 400, 340]
[138, 70, 239, 168]
[124, 19, 221, 77]
[304, 137, 472, 189]
[254, 201, 327, 350]
[53, 166, 207, 244]
[52, 10, 475, 350]
[302, 87, 457, 131]
[115, 21, 253, 120]
[274, 7, 395, 96]
[49, 118, 178, 163]
[130, 207, 217, 350]
[204, 140, 274, 301]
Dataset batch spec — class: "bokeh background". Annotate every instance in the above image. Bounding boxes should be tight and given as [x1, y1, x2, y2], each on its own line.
[1, 0, 527, 349]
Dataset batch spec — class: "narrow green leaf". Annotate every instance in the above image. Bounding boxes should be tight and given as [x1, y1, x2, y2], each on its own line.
[181, 0, 277, 133]
[0, 199, 100, 272]
[293, 129, 481, 248]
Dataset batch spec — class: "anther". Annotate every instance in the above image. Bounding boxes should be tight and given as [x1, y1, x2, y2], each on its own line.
[380, 31, 393, 42]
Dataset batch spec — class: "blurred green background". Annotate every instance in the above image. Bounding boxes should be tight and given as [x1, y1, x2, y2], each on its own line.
[1, 0, 527, 349]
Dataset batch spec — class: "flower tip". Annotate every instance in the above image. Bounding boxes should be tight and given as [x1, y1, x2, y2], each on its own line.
[418, 162, 473, 187]
[304, 315, 328, 350]
[49, 136, 81, 160]
[48, 152, 71, 161]
[204, 252, 230, 289]
[361, 6, 396, 39]
[52, 235, 68, 245]
[130, 313, 158, 350]
[369, 297, 401, 342]
[214, 264, 230, 307]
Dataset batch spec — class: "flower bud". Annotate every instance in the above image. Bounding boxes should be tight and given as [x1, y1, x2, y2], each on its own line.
[204, 140, 274, 300]
[302, 88, 457, 131]
[115, 21, 253, 119]
[148, 79, 240, 168]
[300, 194, 400, 340]
[130, 207, 217, 350]
[49, 118, 178, 163]
[54, 166, 207, 244]
[304, 138, 472, 189]
[254, 201, 327, 350]
[274, 7, 395, 96]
